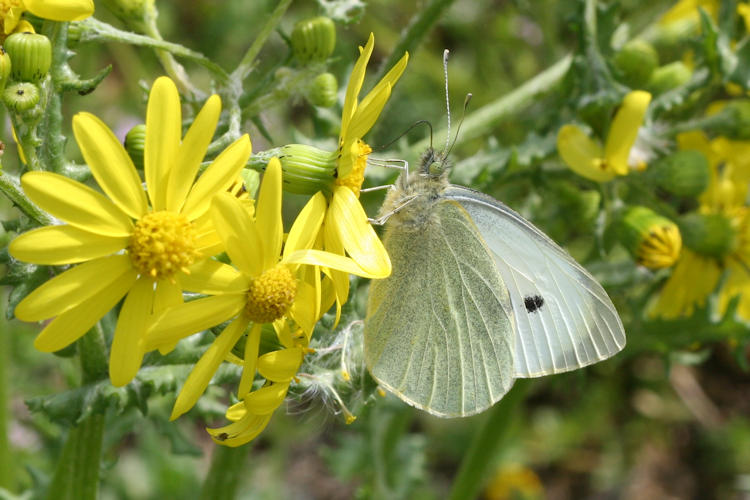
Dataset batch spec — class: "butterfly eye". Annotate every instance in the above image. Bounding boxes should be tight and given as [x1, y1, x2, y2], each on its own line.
[429, 161, 444, 176]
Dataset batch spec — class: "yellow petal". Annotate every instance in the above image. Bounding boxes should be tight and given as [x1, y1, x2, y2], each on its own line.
[649, 250, 721, 319]
[358, 52, 408, 117]
[193, 213, 224, 257]
[9, 225, 127, 265]
[556, 125, 611, 182]
[256, 158, 284, 269]
[329, 186, 391, 276]
[167, 94, 222, 212]
[181, 135, 252, 220]
[257, 346, 303, 383]
[210, 192, 263, 277]
[15, 255, 134, 321]
[273, 318, 296, 349]
[145, 77, 181, 212]
[283, 191, 326, 261]
[289, 279, 318, 337]
[152, 279, 184, 355]
[238, 323, 262, 396]
[73, 112, 148, 219]
[179, 259, 248, 294]
[33, 268, 137, 352]
[207, 412, 272, 447]
[24, 0, 94, 21]
[285, 249, 382, 278]
[110, 277, 153, 387]
[341, 33, 375, 136]
[604, 90, 652, 173]
[145, 294, 246, 350]
[21, 172, 133, 237]
[170, 316, 250, 420]
[244, 382, 290, 415]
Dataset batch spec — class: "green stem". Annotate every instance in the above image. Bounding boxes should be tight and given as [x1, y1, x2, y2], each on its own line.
[0, 171, 52, 226]
[373, 0, 457, 83]
[46, 326, 108, 500]
[231, 0, 293, 83]
[40, 21, 67, 174]
[447, 380, 529, 500]
[409, 55, 572, 155]
[199, 445, 249, 500]
[0, 288, 13, 491]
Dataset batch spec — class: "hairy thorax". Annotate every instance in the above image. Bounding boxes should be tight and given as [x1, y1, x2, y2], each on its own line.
[379, 171, 449, 231]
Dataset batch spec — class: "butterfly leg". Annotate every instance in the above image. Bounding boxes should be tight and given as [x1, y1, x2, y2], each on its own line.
[368, 194, 418, 225]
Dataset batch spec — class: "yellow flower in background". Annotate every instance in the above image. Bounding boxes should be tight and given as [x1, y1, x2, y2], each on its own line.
[659, 0, 718, 25]
[9, 77, 251, 386]
[1, 0, 94, 34]
[557, 90, 652, 182]
[144, 159, 384, 421]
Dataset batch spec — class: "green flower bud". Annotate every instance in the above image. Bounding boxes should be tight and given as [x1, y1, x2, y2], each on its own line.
[276, 144, 337, 195]
[648, 61, 691, 94]
[307, 72, 338, 107]
[648, 150, 710, 197]
[3, 82, 39, 113]
[291, 16, 336, 64]
[619, 206, 682, 269]
[678, 213, 735, 258]
[613, 39, 659, 88]
[4, 32, 51, 83]
[124, 124, 146, 169]
[0, 48, 11, 90]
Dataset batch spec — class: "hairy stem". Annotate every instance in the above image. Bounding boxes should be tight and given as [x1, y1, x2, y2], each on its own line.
[199, 445, 249, 500]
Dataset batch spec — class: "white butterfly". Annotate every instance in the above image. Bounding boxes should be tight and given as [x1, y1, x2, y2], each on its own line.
[364, 148, 626, 417]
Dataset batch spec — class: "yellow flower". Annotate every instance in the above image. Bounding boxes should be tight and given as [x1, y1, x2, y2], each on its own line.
[143, 158, 384, 421]
[660, 0, 718, 25]
[0, 0, 93, 34]
[557, 90, 652, 182]
[9, 76, 251, 386]
[650, 132, 750, 320]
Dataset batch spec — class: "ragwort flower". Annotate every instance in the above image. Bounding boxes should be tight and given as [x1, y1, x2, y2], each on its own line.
[0, 0, 93, 34]
[9, 76, 251, 386]
[144, 158, 383, 421]
[557, 90, 652, 182]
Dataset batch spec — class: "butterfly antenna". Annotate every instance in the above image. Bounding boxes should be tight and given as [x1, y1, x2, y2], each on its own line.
[443, 49, 451, 154]
[376, 120, 433, 151]
[446, 93, 472, 156]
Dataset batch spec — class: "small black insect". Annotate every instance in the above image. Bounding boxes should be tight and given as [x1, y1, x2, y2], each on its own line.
[217, 432, 229, 441]
[524, 295, 544, 313]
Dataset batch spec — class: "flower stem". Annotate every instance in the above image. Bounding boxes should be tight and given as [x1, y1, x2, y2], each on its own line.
[0, 171, 52, 226]
[447, 380, 529, 500]
[40, 21, 67, 174]
[198, 445, 249, 500]
[0, 288, 13, 491]
[231, 0, 293, 83]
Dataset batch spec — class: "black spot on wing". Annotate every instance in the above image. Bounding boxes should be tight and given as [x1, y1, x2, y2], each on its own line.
[524, 295, 544, 313]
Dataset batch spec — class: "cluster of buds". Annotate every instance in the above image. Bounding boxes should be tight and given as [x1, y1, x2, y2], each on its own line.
[1, 22, 51, 114]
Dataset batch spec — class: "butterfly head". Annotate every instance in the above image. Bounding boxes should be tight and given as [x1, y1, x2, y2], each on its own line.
[419, 147, 451, 179]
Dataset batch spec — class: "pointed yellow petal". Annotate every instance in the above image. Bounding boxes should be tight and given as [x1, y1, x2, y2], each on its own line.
[9, 225, 127, 265]
[604, 90, 652, 173]
[153, 279, 184, 355]
[24, 0, 93, 21]
[238, 323, 262, 396]
[181, 135, 252, 220]
[15, 255, 134, 321]
[145, 77, 181, 211]
[256, 158, 284, 268]
[179, 259, 247, 294]
[273, 318, 295, 349]
[145, 294, 246, 350]
[167, 94, 222, 212]
[33, 268, 137, 352]
[341, 33, 375, 135]
[285, 249, 382, 278]
[359, 52, 408, 112]
[193, 212, 224, 257]
[289, 279, 318, 337]
[225, 400, 247, 422]
[284, 193, 326, 263]
[73, 112, 148, 219]
[170, 316, 249, 419]
[211, 192, 263, 277]
[110, 277, 154, 386]
[21, 172, 133, 237]
[347, 83, 391, 145]
[557, 124, 612, 182]
[329, 187, 391, 276]
[207, 413, 272, 447]
[244, 382, 290, 415]
[257, 346, 304, 382]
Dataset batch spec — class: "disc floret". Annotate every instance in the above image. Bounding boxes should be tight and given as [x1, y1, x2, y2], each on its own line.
[129, 211, 200, 280]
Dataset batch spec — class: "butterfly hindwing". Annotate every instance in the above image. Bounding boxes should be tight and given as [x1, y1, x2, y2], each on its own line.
[365, 199, 516, 417]
[445, 186, 626, 378]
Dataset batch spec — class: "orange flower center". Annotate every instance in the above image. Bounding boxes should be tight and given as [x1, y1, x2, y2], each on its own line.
[335, 140, 372, 197]
[129, 211, 199, 280]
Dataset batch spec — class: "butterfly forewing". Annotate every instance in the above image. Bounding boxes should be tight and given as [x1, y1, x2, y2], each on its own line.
[445, 186, 626, 378]
[365, 199, 516, 417]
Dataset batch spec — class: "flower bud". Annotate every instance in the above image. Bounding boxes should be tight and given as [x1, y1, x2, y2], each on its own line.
[0, 48, 11, 90]
[277, 144, 337, 195]
[619, 206, 682, 269]
[3, 82, 39, 113]
[648, 150, 710, 197]
[4, 32, 51, 83]
[291, 16, 336, 64]
[124, 124, 146, 169]
[678, 213, 735, 258]
[648, 61, 691, 94]
[613, 39, 659, 88]
[307, 72, 338, 107]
